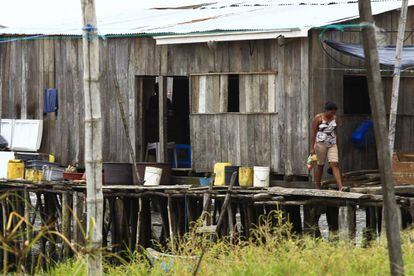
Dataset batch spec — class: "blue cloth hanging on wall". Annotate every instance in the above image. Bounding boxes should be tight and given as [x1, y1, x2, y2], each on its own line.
[44, 88, 58, 114]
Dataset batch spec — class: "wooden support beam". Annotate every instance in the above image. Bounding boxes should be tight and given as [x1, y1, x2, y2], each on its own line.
[136, 198, 151, 249]
[227, 203, 234, 241]
[44, 194, 57, 261]
[284, 205, 302, 234]
[202, 182, 213, 226]
[61, 192, 71, 259]
[129, 198, 139, 252]
[364, 206, 379, 243]
[351, 185, 414, 195]
[326, 207, 339, 238]
[167, 195, 175, 250]
[303, 205, 320, 237]
[158, 76, 168, 162]
[23, 188, 31, 269]
[202, 192, 212, 226]
[358, 1, 404, 274]
[215, 172, 236, 234]
[1, 198, 8, 272]
[338, 205, 356, 241]
[80, 0, 104, 273]
[72, 192, 86, 247]
[114, 197, 127, 254]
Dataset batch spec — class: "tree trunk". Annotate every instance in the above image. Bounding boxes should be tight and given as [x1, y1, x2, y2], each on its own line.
[389, 0, 408, 158]
[80, 0, 103, 274]
[358, 1, 404, 275]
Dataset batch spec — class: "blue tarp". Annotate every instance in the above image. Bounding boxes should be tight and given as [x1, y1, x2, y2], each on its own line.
[324, 40, 414, 68]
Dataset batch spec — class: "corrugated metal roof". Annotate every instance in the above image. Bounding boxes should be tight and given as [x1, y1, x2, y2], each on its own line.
[0, 0, 412, 39]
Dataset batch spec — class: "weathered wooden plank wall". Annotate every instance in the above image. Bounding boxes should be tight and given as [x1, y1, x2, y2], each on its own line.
[0, 36, 309, 176]
[309, 6, 414, 173]
[190, 113, 278, 172]
[188, 38, 309, 175]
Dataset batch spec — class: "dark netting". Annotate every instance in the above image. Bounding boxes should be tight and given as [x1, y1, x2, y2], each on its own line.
[324, 40, 414, 68]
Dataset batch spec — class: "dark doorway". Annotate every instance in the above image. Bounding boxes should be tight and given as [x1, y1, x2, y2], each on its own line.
[136, 76, 190, 163]
[343, 75, 371, 115]
[171, 77, 190, 144]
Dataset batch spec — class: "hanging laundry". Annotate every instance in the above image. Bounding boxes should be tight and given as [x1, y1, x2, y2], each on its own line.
[44, 88, 58, 114]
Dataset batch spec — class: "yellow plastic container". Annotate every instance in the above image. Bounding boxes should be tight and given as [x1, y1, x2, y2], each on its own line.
[7, 160, 25, 180]
[25, 169, 44, 182]
[214, 162, 232, 186]
[239, 167, 253, 187]
[49, 155, 55, 163]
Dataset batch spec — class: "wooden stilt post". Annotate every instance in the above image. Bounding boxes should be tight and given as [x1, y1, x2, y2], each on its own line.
[239, 202, 248, 238]
[129, 198, 139, 252]
[23, 188, 31, 269]
[167, 195, 175, 251]
[388, 0, 409, 158]
[338, 204, 356, 241]
[364, 206, 379, 243]
[80, 0, 103, 273]
[72, 192, 86, 248]
[61, 192, 71, 259]
[359, 2, 404, 274]
[284, 205, 302, 234]
[81, 0, 103, 275]
[37, 193, 47, 268]
[202, 183, 213, 226]
[409, 199, 414, 226]
[114, 197, 127, 254]
[303, 205, 319, 236]
[44, 194, 57, 261]
[136, 197, 151, 250]
[152, 197, 168, 246]
[227, 203, 234, 241]
[216, 172, 236, 235]
[2, 199, 8, 273]
[326, 206, 339, 239]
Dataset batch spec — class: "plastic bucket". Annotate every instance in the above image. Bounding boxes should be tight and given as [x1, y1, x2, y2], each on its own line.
[213, 162, 232, 186]
[144, 166, 163, 186]
[239, 167, 253, 187]
[135, 162, 171, 185]
[253, 166, 270, 188]
[225, 166, 239, 186]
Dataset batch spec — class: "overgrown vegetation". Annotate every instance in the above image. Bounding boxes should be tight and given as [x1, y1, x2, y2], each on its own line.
[46, 212, 414, 276]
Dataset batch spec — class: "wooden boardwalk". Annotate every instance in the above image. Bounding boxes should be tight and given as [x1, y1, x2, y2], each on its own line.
[0, 179, 413, 269]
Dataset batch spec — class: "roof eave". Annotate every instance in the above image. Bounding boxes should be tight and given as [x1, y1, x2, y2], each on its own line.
[154, 28, 310, 45]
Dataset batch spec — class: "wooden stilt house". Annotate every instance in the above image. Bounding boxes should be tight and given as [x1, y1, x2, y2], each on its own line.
[0, 0, 413, 179]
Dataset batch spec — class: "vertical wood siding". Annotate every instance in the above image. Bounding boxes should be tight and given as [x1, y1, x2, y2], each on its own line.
[0, 36, 311, 175]
[309, 7, 414, 173]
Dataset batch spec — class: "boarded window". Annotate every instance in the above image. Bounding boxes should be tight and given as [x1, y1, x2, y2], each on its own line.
[343, 75, 371, 115]
[191, 73, 276, 114]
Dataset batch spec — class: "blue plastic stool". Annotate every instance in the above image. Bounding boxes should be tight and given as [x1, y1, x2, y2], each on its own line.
[173, 144, 191, 168]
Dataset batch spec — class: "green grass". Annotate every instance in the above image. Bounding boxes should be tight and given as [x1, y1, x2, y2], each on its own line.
[47, 220, 414, 276]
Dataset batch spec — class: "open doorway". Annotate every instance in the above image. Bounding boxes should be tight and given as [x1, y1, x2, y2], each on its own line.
[136, 76, 190, 166]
